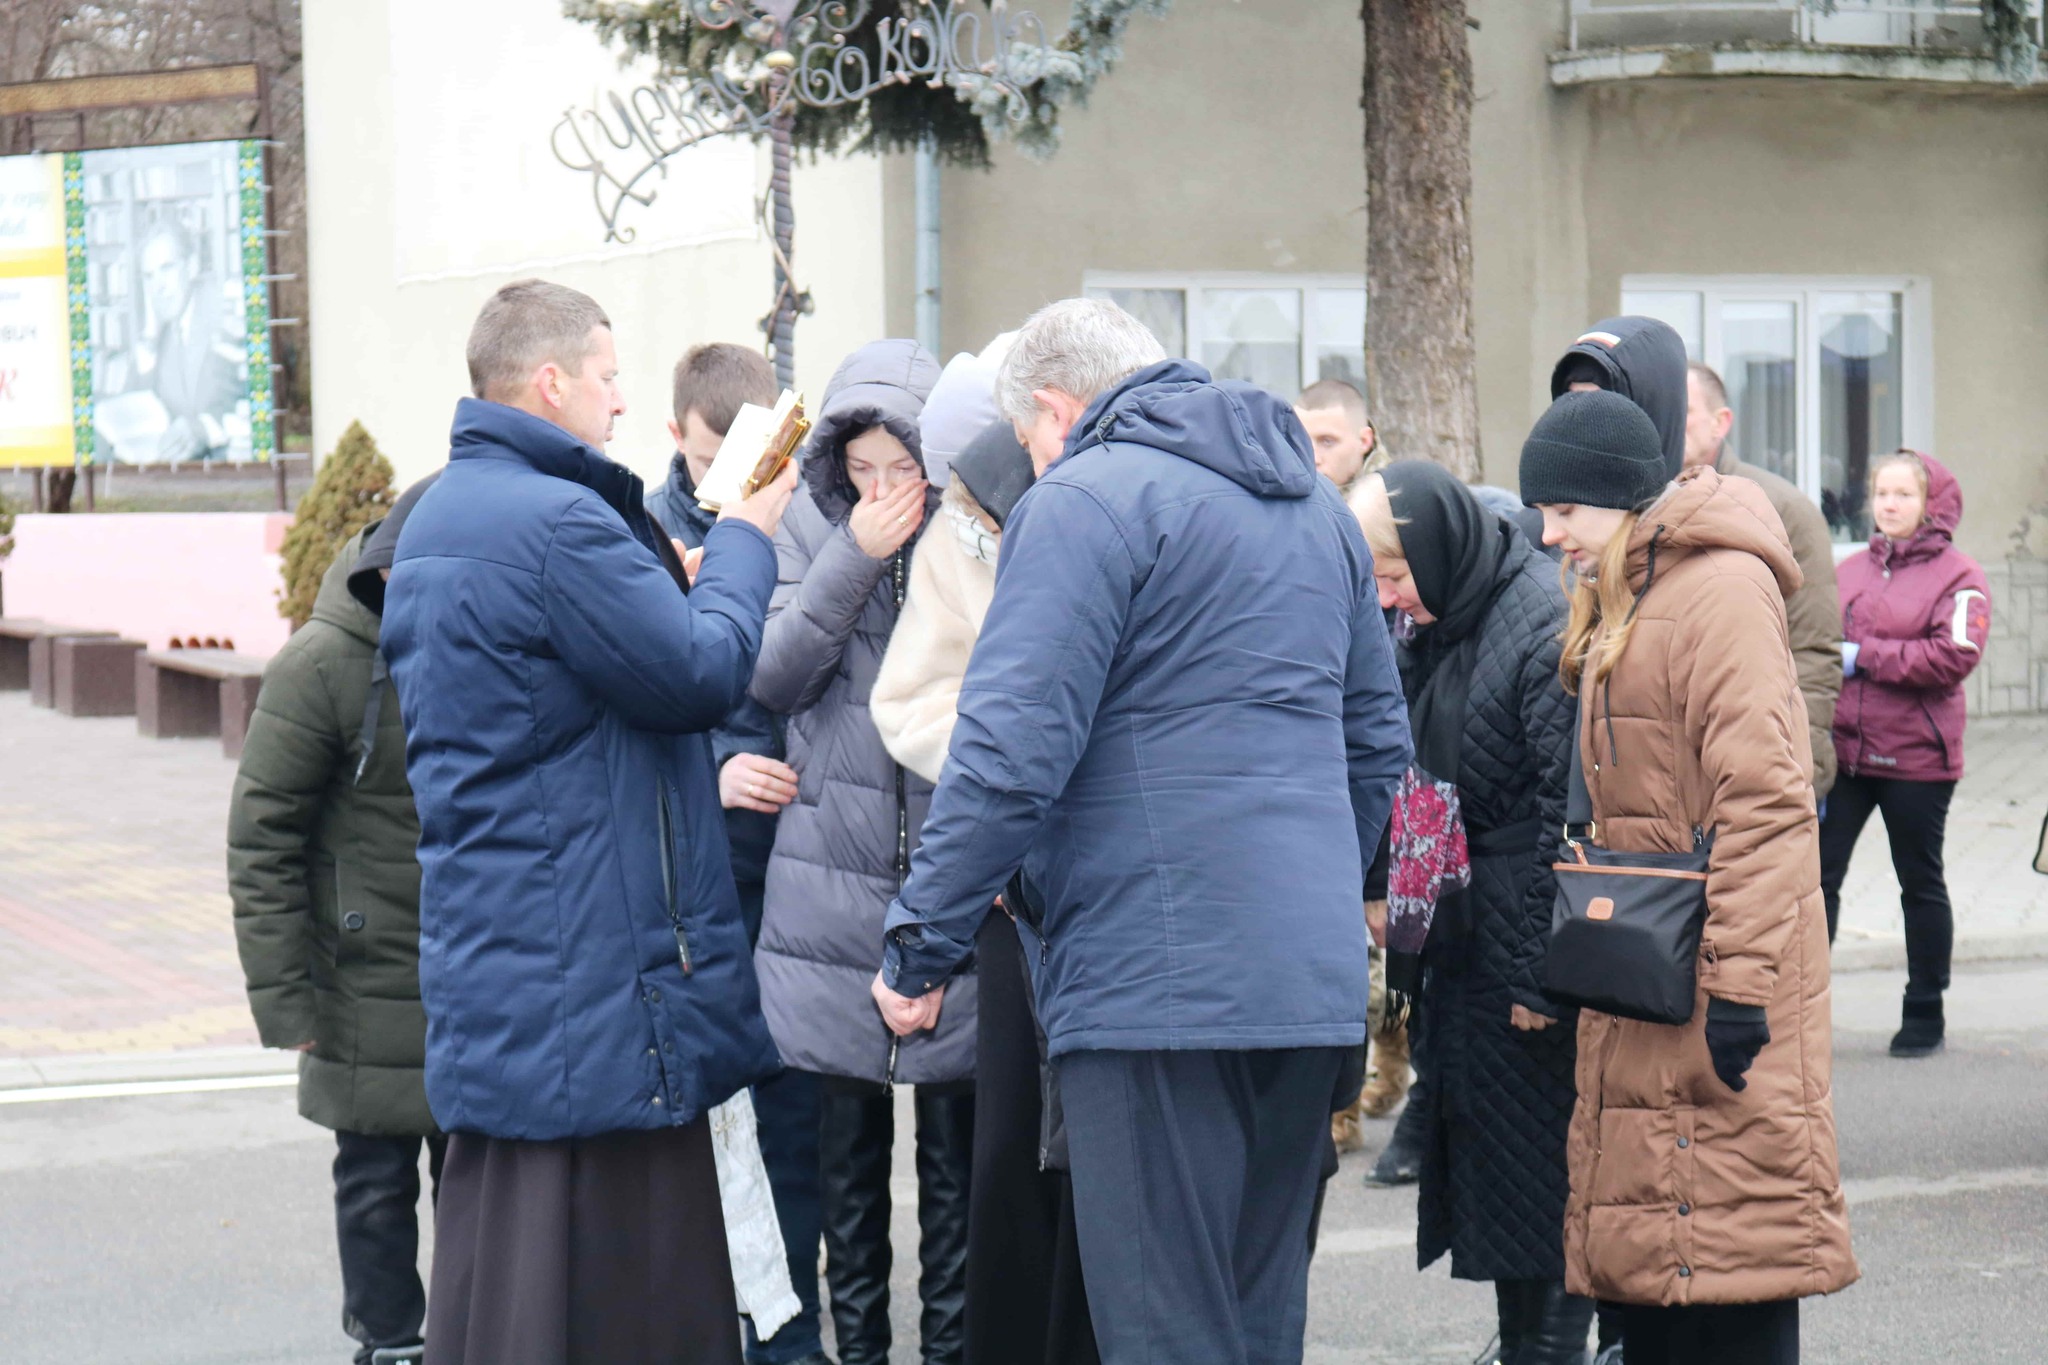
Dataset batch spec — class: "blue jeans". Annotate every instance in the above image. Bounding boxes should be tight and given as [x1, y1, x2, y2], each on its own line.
[745, 1064, 824, 1364]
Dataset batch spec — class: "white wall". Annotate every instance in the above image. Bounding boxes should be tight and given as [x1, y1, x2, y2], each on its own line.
[303, 0, 891, 489]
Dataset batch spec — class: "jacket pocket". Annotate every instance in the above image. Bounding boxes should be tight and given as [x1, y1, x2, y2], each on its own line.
[1916, 698, 1951, 772]
[333, 863, 365, 967]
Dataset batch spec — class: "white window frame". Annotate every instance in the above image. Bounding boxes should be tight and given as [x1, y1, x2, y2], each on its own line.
[1622, 274, 1934, 536]
[1081, 270, 1368, 395]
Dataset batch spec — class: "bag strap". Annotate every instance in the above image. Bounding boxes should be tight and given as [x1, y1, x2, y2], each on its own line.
[1564, 711, 1595, 848]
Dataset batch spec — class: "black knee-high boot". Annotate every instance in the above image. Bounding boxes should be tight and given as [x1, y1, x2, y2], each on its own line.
[1519, 1280, 1594, 1364]
[819, 1087, 895, 1365]
[914, 1088, 975, 1365]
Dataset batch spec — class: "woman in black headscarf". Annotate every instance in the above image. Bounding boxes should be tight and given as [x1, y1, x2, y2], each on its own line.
[1354, 461, 1588, 1364]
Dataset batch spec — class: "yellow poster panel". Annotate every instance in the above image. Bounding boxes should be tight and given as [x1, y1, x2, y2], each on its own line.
[0, 153, 73, 467]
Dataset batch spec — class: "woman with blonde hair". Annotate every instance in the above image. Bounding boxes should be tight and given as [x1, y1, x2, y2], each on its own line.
[1820, 449, 1989, 1057]
[1517, 389, 1855, 1364]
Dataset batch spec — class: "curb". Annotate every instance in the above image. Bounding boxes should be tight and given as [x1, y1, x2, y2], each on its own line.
[0, 1045, 296, 1092]
[1830, 931, 2048, 974]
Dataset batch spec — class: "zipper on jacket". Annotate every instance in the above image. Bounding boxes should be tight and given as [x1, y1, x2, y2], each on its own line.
[891, 546, 912, 886]
[655, 783, 694, 974]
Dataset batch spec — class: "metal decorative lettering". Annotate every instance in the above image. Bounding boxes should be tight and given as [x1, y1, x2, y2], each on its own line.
[553, 0, 1046, 247]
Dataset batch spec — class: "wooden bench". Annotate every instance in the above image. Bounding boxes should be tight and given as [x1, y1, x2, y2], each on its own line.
[136, 648, 268, 759]
[29, 629, 118, 707]
[51, 636, 146, 717]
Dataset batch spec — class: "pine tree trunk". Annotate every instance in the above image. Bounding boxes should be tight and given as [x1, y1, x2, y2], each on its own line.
[1361, 0, 1481, 480]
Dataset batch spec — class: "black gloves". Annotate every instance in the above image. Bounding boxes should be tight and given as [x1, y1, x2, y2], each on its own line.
[1704, 998, 1770, 1092]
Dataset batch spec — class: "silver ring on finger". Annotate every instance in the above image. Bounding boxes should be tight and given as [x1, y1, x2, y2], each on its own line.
[896, 514, 907, 526]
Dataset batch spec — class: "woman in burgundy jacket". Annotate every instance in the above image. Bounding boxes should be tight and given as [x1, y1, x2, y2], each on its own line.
[1820, 450, 1991, 1058]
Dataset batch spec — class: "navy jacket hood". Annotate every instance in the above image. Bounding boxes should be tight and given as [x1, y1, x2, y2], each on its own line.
[1065, 359, 1320, 499]
[1548, 316, 1688, 479]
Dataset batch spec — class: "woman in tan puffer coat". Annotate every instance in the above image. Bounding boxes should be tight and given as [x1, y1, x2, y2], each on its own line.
[1519, 390, 1856, 1365]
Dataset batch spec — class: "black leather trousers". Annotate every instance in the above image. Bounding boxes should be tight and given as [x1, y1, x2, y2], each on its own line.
[818, 1084, 974, 1365]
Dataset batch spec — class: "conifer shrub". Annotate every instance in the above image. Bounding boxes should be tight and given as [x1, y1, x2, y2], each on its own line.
[277, 422, 395, 629]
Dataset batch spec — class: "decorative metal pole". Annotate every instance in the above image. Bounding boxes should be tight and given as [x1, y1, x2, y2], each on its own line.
[762, 45, 801, 389]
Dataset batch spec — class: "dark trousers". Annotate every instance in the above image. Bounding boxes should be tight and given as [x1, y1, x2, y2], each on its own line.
[745, 1066, 824, 1365]
[1818, 773, 1957, 1002]
[964, 914, 1099, 1365]
[816, 1079, 975, 1365]
[1059, 1047, 1346, 1365]
[1619, 1299, 1799, 1365]
[335, 1130, 446, 1364]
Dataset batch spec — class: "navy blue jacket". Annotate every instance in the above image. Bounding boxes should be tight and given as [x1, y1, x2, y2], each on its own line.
[646, 455, 785, 892]
[383, 399, 781, 1139]
[881, 361, 1411, 1055]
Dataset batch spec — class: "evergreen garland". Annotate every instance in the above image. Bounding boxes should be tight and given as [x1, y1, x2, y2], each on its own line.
[277, 422, 396, 630]
[563, 0, 1171, 164]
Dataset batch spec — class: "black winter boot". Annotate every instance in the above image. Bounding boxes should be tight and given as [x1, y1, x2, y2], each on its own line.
[1890, 997, 1945, 1058]
[1491, 1281, 1533, 1363]
[819, 1088, 895, 1365]
[913, 1089, 974, 1365]
[1517, 1280, 1594, 1365]
[1364, 1076, 1427, 1187]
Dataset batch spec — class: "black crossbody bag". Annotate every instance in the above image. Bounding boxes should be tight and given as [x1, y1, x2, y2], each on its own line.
[1542, 722, 1713, 1026]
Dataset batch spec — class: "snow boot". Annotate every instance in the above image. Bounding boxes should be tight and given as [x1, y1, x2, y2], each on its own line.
[1364, 1085, 1426, 1188]
[1890, 997, 1945, 1058]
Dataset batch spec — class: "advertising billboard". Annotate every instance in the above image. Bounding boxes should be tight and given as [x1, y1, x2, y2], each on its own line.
[0, 153, 72, 466]
[0, 138, 273, 467]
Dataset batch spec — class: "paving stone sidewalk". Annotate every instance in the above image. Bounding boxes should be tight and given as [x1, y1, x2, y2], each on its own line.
[0, 693, 252, 1059]
[1, 691, 2045, 1067]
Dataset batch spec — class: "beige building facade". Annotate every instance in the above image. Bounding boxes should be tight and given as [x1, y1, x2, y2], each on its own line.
[304, 0, 2047, 709]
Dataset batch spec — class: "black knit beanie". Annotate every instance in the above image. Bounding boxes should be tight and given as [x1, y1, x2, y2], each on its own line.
[1518, 389, 1669, 511]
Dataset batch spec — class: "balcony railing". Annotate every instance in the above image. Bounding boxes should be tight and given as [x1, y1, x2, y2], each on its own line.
[1565, 0, 2044, 54]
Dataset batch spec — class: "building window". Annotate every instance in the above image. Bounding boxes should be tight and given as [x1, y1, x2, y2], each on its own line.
[1083, 273, 1368, 399]
[1622, 277, 1928, 543]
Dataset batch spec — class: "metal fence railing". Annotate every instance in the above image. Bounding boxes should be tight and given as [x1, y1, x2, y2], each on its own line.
[1566, 0, 2046, 52]
[3, 458, 313, 515]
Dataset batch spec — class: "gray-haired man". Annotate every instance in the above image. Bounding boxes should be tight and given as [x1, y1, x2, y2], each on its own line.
[872, 298, 1410, 1363]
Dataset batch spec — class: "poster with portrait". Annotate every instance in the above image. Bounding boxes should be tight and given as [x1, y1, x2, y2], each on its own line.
[0, 138, 273, 466]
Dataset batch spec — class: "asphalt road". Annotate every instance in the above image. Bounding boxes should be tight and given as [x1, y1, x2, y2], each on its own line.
[3, 962, 2043, 1365]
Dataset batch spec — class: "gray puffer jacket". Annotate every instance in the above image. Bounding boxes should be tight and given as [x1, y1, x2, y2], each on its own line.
[750, 340, 975, 1085]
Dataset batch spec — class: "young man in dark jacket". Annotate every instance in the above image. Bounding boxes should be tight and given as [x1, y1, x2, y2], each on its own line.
[874, 298, 1411, 1364]
[644, 341, 825, 1365]
[228, 479, 440, 1365]
[381, 279, 796, 1365]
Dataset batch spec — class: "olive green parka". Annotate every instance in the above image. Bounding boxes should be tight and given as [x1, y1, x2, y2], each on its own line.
[227, 526, 431, 1135]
